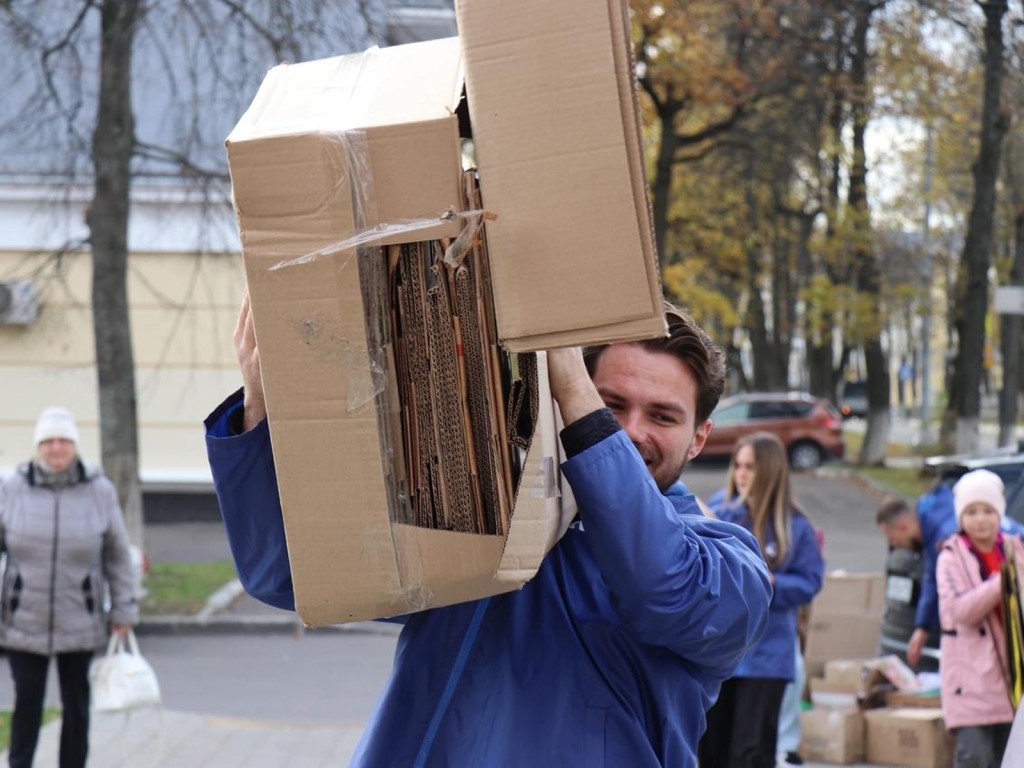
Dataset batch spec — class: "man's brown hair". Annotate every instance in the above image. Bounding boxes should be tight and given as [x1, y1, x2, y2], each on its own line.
[583, 303, 726, 424]
[875, 495, 914, 526]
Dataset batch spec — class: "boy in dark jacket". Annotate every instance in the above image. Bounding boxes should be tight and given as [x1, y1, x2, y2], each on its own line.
[206, 298, 771, 767]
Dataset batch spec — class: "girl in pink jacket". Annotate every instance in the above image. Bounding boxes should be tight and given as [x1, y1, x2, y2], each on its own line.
[937, 469, 1023, 768]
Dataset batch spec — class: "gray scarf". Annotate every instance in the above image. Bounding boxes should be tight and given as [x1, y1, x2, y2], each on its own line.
[32, 459, 83, 489]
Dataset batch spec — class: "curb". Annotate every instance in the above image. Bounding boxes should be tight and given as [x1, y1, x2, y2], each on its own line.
[195, 578, 245, 620]
[137, 614, 305, 635]
[136, 577, 402, 637]
[137, 615, 403, 637]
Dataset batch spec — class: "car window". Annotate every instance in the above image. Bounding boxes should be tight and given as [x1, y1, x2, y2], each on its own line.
[1006, 472, 1024, 525]
[789, 401, 814, 417]
[843, 380, 866, 397]
[749, 401, 791, 420]
[712, 402, 750, 425]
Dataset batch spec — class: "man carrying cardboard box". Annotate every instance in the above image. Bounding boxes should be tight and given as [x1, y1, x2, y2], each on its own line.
[205, 299, 772, 767]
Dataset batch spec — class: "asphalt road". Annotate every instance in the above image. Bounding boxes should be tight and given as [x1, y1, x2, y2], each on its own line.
[0, 629, 400, 726]
[683, 463, 887, 573]
[147, 463, 888, 574]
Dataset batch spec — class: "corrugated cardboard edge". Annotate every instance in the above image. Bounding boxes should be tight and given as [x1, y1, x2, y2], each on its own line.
[605, 0, 663, 317]
[495, 352, 575, 581]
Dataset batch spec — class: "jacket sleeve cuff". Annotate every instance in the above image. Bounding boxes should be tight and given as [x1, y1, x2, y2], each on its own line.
[559, 408, 621, 459]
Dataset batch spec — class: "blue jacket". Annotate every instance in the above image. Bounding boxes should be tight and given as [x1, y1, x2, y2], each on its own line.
[205, 392, 771, 767]
[710, 496, 824, 681]
[914, 484, 958, 631]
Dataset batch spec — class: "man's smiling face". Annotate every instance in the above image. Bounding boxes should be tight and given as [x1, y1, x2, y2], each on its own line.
[590, 344, 711, 491]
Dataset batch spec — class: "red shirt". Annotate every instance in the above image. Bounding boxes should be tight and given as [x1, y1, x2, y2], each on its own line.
[964, 533, 1005, 624]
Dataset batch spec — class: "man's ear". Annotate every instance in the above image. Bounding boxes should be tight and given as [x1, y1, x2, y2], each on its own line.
[686, 419, 713, 462]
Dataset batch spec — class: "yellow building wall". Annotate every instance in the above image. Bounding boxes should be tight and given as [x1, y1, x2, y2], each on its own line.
[0, 248, 245, 484]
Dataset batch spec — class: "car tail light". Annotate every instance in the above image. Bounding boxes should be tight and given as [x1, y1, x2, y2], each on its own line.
[821, 412, 841, 431]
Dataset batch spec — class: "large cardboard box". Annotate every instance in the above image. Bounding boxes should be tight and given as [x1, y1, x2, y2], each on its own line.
[799, 709, 865, 764]
[864, 709, 954, 768]
[819, 571, 887, 615]
[805, 572, 885, 678]
[809, 677, 860, 710]
[225, 2, 664, 626]
[823, 659, 868, 691]
[884, 691, 941, 709]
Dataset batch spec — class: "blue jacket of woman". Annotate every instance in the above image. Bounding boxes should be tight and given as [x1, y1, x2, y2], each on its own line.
[710, 496, 824, 681]
[205, 392, 772, 767]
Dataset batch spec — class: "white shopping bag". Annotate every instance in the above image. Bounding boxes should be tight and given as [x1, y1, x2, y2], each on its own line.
[89, 629, 162, 713]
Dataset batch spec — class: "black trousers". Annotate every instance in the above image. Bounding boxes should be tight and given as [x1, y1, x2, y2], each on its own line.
[953, 723, 1013, 768]
[698, 676, 788, 768]
[7, 649, 93, 768]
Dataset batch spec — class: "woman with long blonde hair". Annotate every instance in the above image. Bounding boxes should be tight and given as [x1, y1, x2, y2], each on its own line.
[699, 432, 824, 768]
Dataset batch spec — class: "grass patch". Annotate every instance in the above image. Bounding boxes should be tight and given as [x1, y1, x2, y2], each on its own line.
[842, 427, 941, 460]
[844, 464, 934, 500]
[141, 561, 238, 616]
[839, 427, 937, 499]
[0, 708, 60, 752]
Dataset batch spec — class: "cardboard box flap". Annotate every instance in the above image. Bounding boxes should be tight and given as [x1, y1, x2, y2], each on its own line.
[227, 37, 464, 143]
[226, 37, 466, 261]
[497, 353, 575, 580]
[456, 0, 664, 349]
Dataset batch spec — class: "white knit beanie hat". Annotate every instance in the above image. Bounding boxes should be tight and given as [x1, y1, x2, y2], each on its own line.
[33, 406, 80, 446]
[952, 469, 1005, 523]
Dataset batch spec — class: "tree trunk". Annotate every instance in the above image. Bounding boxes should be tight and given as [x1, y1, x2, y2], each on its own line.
[651, 104, 679, 270]
[87, 0, 143, 547]
[770, 214, 792, 389]
[809, 48, 848, 402]
[999, 210, 1024, 447]
[744, 162, 772, 390]
[848, 0, 889, 465]
[951, 1, 1008, 454]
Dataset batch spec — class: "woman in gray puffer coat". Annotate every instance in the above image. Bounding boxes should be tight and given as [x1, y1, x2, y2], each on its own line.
[1, 406, 138, 768]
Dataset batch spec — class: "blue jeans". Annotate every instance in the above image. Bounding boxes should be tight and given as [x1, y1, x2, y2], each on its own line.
[776, 639, 804, 757]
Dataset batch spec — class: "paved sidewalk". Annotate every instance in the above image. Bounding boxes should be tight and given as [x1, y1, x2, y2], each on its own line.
[14, 710, 888, 768]
[13, 710, 888, 768]
[15, 709, 365, 767]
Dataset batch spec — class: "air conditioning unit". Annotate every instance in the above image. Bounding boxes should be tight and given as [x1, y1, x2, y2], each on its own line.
[0, 280, 39, 325]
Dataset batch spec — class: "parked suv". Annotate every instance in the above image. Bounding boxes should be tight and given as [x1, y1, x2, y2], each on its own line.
[923, 448, 1024, 491]
[839, 379, 868, 419]
[700, 392, 845, 470]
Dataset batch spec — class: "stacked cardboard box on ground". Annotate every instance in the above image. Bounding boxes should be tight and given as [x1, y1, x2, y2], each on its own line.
[804, 571, 887, 679]
[224, 0, 666, 626]
[800, 659, 868, 764]
[801, 656, 950, 767]
[864, 709, 954, 768]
